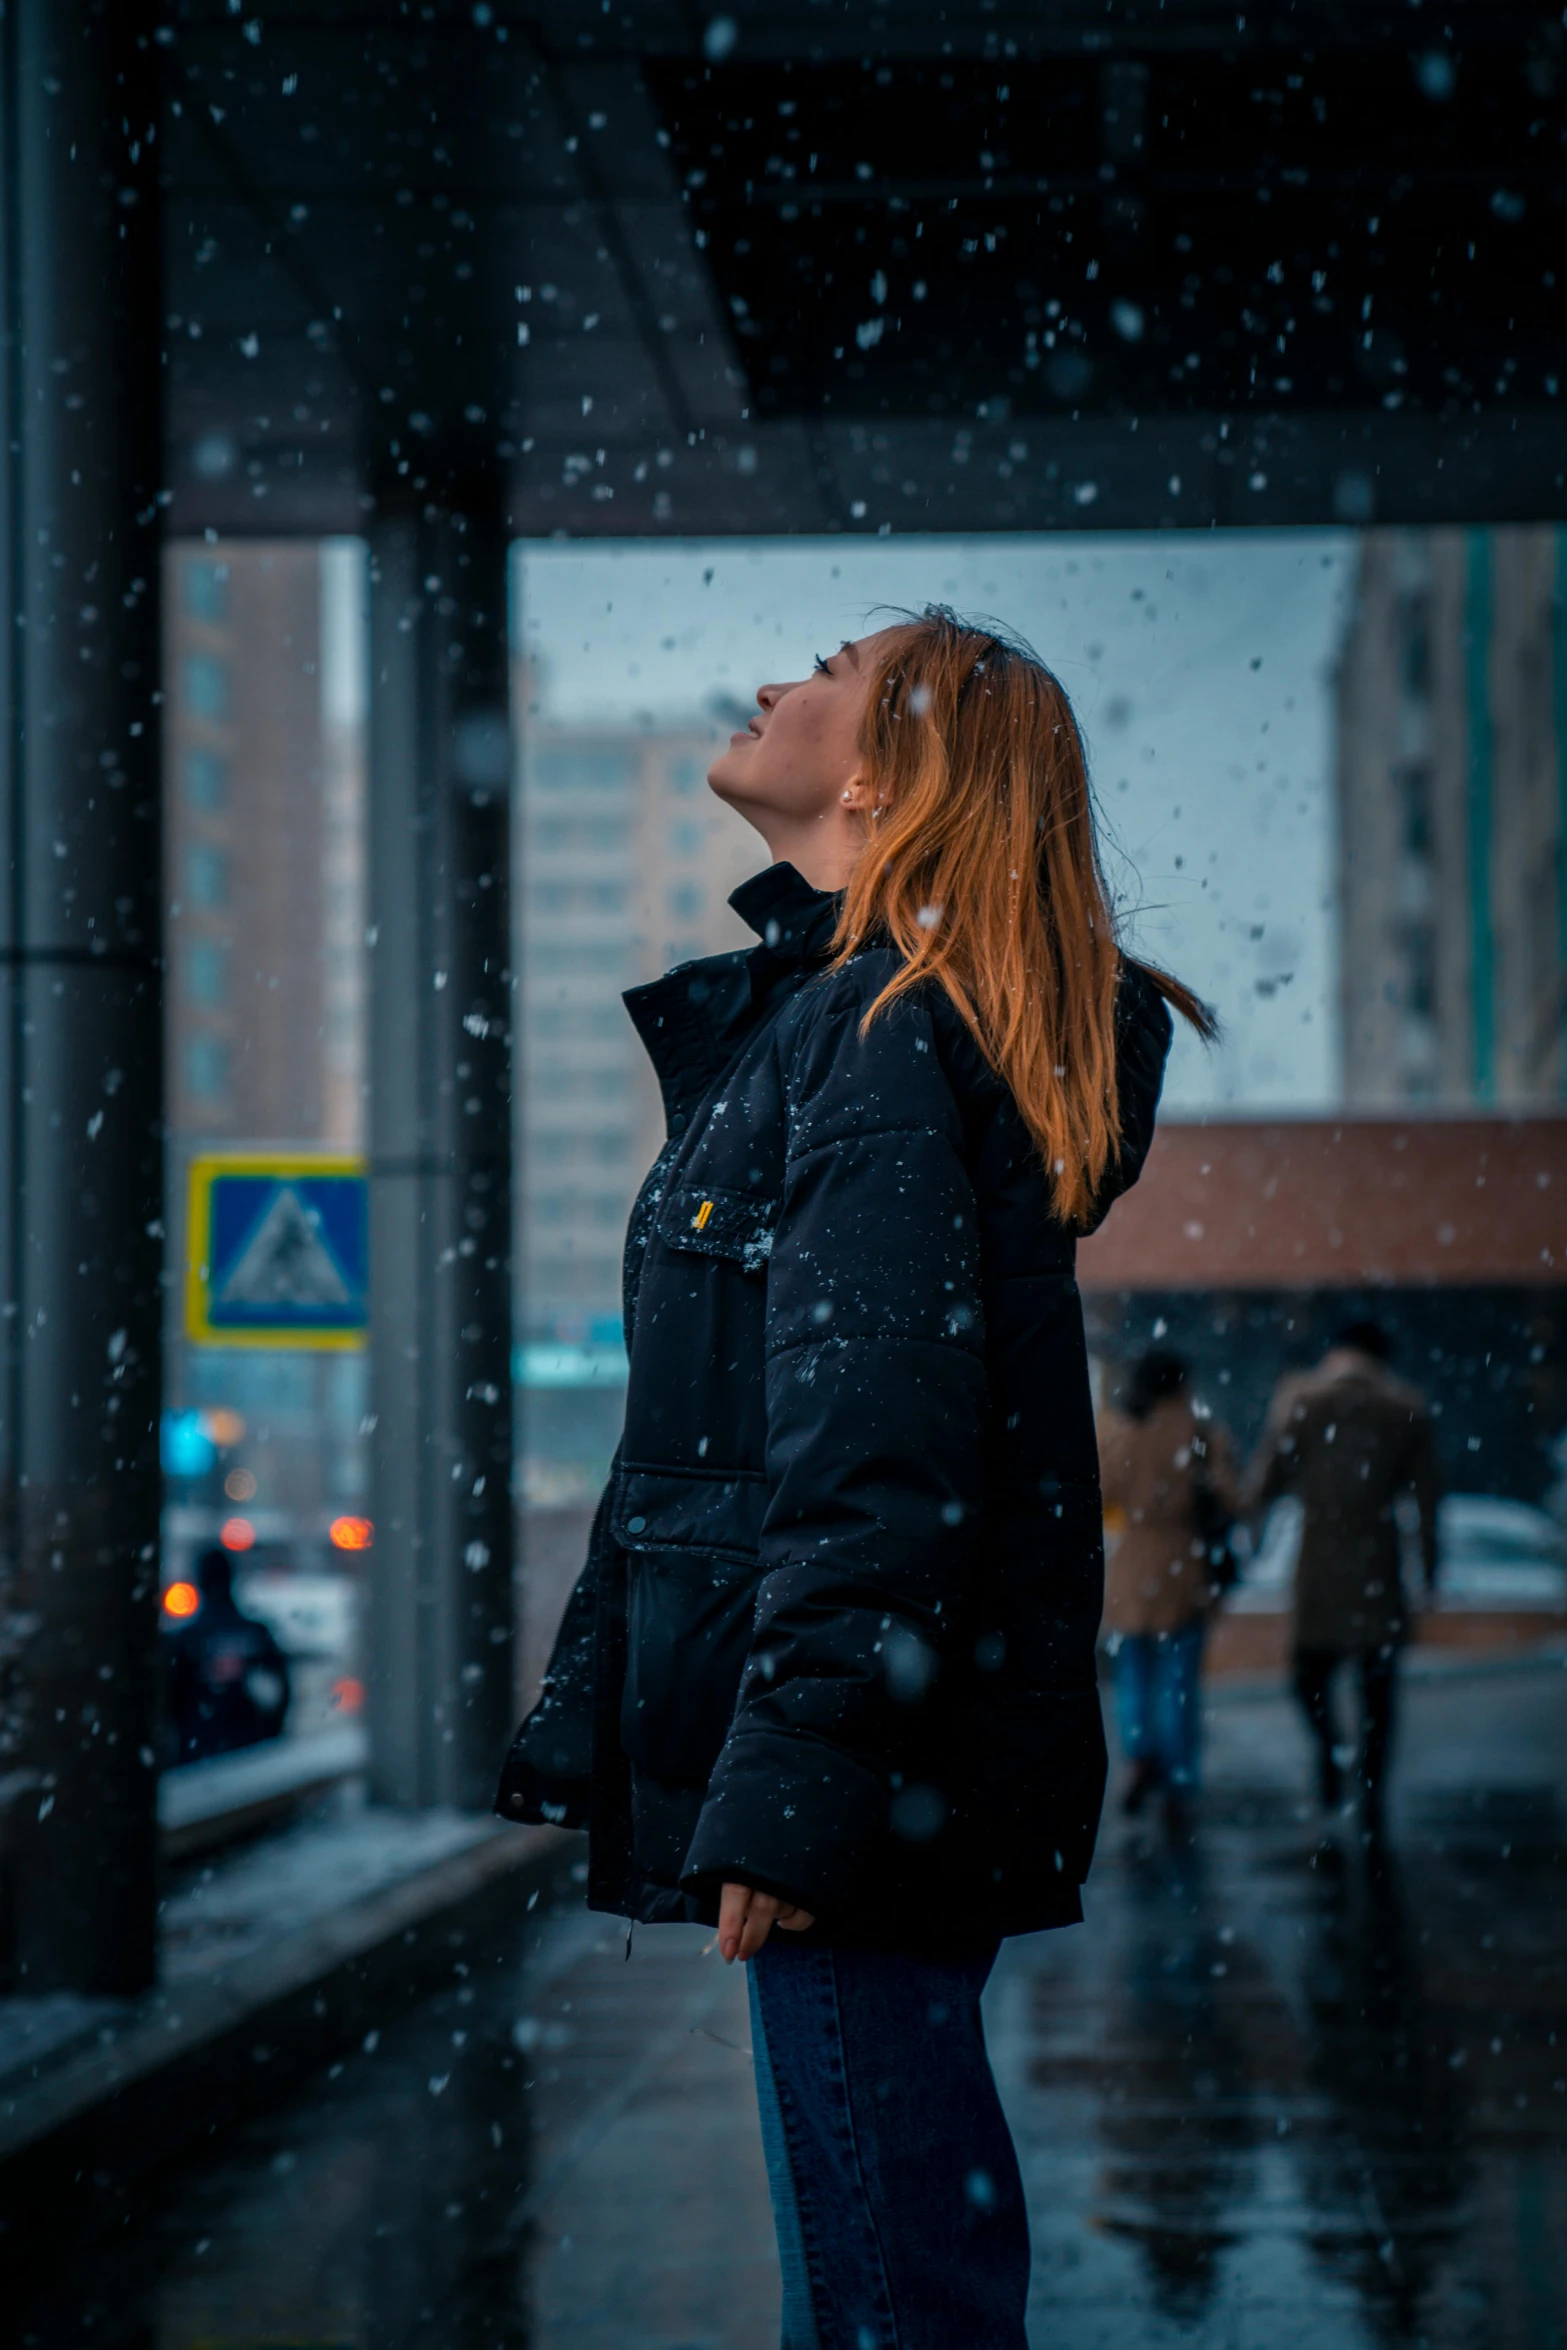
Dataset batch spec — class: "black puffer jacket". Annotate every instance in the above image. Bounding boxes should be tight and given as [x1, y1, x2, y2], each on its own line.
[498, 862, 1172, 1949]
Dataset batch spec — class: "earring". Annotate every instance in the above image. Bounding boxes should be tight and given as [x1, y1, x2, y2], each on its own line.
[841, 788, 855, 805]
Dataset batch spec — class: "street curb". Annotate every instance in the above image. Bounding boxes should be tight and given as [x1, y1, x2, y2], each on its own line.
[0, 1821, 575, 2252]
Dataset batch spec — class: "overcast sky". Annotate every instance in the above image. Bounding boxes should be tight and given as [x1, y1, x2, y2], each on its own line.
[516, 532, 1357, 1113]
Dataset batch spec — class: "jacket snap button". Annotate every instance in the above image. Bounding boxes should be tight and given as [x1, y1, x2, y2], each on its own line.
[627, 1515, 646, 1534]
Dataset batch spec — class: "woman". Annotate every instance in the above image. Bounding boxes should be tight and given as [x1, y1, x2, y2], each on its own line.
[498, 607, 1212, 2347]
[1098, 1349, 1240, 1833]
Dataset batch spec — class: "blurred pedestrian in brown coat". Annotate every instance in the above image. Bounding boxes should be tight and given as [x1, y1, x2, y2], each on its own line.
[1099, 1349, 1240, 1832]
[1245, 1319, 1441, 1839]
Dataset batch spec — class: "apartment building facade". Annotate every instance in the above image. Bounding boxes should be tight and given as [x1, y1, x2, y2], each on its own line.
[1336, 525, 1566, 1105]
[516, 706, 759, 1350]
[514, 702, 765, 1502]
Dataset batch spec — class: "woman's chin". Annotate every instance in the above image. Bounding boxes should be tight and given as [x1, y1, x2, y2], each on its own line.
[705, 754, 753, 806]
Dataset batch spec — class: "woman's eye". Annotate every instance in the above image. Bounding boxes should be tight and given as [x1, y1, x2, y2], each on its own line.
[813, 653, 832, 676]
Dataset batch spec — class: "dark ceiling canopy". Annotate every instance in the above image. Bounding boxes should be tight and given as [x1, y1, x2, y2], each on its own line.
[160, 0, 1567, 538]
[651, 45, 1563, 425]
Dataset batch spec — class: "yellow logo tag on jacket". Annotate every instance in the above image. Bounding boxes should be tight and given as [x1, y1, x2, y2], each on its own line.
[693, 1199, 715, 1231]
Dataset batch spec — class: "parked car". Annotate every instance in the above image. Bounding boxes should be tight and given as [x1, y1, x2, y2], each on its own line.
[162, 1548, 291, 1765]
[1235, 1491, 1567, 1611]
[233, 1568, 359, 1663]
[1435, 1494, 1567, 1607]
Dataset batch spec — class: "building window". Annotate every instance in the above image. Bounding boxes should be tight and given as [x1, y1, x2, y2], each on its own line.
[530, 1190, 629, 1228]
[185, 747, 229, 809]
[526, 1131, 573, 1165]
[524, 939, 627, 979]
[527, 1061, 635, 1100]
[1394, 591, 1431, 701]
[528, 879, 625, 915]
[530, 814, 616, 853]
[1526, 861, 1558, 1024]
[531, 747, 633, 794]
[668, 881, 703, 919]
[529, 1003, 623, 1040]
[1396, 761, 1432, 858]
[186, 1033, 230, 1099]
[186, 844, 229, 908]
[668, 756, 705, 796]
[184, 652, 231, 723]
[187, 939, 228, 1005]
[670, 820, 703, 856]
[527, 1127, 633, 1167]
[1405, 924, 1436, 1020]
[183, 560, 230, 622]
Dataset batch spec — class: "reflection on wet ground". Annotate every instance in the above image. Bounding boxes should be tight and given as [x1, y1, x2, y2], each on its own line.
[1000, 1794, 1565, 2347]
[15, 1659, 1566, 2349]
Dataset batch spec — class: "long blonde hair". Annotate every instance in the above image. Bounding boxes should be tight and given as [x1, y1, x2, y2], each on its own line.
[832, 607, 1214, 1227]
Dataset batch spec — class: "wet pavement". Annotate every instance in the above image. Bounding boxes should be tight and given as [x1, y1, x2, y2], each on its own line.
[14, 1655, 1566, 2350]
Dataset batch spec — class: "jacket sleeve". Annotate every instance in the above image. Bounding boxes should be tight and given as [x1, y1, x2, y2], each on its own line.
[493, 1474, 610, 1829]
[680, 977, 989, 1916]
[1200, 1420, 1243, 1518]
[1241, 1381, 1305, 1516]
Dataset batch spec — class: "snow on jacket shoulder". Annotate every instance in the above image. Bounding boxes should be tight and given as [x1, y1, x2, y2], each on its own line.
[498, 862, 1173, 1951]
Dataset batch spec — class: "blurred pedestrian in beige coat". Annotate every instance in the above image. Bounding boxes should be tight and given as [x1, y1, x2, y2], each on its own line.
[1245, 1319, 1441, 1840]
[1099, 1349, 1240, 1832]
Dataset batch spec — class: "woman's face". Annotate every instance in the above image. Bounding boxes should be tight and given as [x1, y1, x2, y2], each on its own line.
[707, 631, 889, 832]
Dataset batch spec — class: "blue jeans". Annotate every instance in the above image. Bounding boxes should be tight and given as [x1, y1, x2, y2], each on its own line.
[747, 1938, 1029, 2350]
[1114, 1620, 1206, 1788]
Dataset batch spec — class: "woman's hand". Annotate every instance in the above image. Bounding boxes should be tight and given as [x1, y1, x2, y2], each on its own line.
[718, 1881, 815, 1963]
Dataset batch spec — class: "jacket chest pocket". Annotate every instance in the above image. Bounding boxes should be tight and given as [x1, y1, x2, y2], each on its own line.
[656, 1182, 778, 1274]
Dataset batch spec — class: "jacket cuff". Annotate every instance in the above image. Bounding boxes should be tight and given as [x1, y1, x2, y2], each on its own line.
[493, 1737, 590, 1832]
[679, 1730, 886, 1917]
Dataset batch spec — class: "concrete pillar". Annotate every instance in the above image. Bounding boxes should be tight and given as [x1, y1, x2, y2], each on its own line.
[366, 492, 515, 1811]
[0, 0, 164, 1990]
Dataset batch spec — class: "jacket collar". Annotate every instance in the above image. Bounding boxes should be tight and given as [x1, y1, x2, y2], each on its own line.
[621, 866, 838, 1134]
[728, 862, 843, 966]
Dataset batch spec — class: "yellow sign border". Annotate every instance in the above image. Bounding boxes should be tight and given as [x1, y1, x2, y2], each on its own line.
[185, 1151, 368, 1352]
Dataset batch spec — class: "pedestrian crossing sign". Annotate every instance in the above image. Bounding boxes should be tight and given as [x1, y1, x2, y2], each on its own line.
[185, 1154, 368, 1349]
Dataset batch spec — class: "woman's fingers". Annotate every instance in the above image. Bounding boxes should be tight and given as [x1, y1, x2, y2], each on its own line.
[736, 1891, 784, 1961]
[717, 1883, 818, 1961]
[717, 1880, 752, 1963]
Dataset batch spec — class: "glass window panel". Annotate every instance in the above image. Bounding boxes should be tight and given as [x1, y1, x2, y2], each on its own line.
[185, 1033, 230, 1099]
[163, 537, 370, 1776]
[183, 651, 231, 723]
[531, 747, 633, 793]
[185, 747, 229, 809]
[186, 938, 228, 1005]
[183, 559, 230, 621]
[185, 843, 228, 907]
